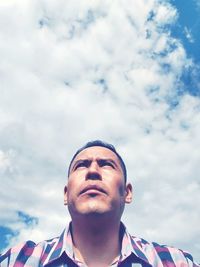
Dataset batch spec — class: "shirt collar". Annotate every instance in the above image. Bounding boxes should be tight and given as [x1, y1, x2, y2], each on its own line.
[43, 223, 74, 266]
[43, 222, 150, 266]
[120, 222, 150, 265]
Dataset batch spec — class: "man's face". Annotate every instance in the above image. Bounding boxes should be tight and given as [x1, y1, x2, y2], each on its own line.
[64, 146, 132, 220]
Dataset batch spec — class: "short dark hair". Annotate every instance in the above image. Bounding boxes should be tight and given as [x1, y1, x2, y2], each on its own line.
[68, 140, 127, 182]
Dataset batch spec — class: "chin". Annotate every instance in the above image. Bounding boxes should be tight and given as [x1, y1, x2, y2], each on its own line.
[76, 201, 111, 216]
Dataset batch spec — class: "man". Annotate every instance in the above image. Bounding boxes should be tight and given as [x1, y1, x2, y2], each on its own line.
[0, 140, 199, 266]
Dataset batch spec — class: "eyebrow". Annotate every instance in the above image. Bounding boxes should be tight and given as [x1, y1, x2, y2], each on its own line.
[70, 158, 119, 172]
[97, 158, 118, 167]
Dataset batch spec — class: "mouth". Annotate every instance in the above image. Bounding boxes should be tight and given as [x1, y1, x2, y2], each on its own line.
[79, 185, 107, 196]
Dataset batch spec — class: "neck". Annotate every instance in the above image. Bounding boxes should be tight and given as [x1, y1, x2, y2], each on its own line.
[71, 216, 122, 267]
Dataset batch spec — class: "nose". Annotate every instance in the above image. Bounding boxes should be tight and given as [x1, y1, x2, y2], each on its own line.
[85, 161, 102, 180]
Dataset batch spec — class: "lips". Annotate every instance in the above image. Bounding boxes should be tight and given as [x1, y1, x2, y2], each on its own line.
[79, 184, 107, 195]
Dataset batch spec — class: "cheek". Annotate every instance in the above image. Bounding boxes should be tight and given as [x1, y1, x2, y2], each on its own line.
[67, 178, 82, 196]
[119, 184, 125, 196]
[109, 179, 125, 197]
[65, 182, 74, 200]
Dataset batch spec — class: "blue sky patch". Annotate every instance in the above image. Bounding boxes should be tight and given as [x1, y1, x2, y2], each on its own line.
[17, 211, 38, 226]
[0, 211, 38, 252]
[171, 0, 200, 63]
[0, 226, 18, 252]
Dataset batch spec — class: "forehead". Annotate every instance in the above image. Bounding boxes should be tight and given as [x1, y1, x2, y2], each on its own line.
[72, 146, 121, 164]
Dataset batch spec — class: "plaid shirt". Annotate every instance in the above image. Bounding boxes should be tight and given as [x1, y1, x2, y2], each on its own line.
[0, 223, 199, 267]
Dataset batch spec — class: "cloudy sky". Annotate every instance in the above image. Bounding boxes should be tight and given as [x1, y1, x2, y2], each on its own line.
[0, 0, 200, 262]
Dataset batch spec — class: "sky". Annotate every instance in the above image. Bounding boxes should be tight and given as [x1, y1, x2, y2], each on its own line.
[0, 0, 200, 262]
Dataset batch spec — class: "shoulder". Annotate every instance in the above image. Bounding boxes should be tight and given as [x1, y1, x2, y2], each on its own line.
[0, 240, 36, 266]
[0, 236, 59, 266]
[130, 235, 199, 266]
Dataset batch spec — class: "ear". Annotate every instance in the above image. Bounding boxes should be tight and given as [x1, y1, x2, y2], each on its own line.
[125, 183, 133, 204]
[64, 185, 68, 206]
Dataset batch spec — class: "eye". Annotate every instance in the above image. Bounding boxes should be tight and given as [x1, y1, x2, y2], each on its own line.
[99, 160, 115, 168]
[74, 160, 89, 170]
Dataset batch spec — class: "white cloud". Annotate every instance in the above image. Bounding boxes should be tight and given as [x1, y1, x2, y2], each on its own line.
[0, 151, 11, 171]
[153, 2, 178, 25]
[0, 0, 199, 261]
[184, 26, 194, 43]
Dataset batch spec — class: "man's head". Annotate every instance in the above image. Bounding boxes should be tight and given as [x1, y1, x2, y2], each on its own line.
[64, 140, 132, 222]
